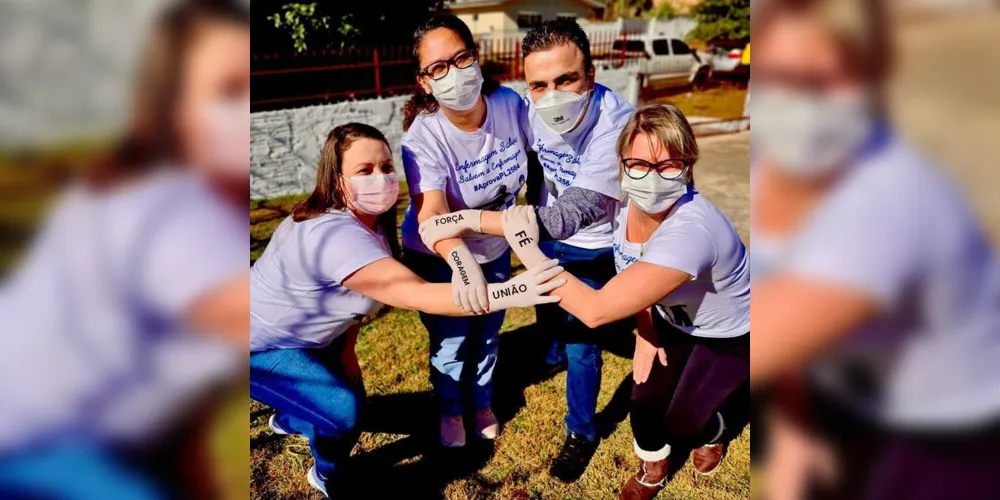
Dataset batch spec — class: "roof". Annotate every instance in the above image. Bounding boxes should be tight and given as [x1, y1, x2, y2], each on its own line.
[447, 0, 606, 11]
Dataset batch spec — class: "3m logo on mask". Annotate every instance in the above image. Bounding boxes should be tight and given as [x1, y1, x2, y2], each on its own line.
[437, 214, 464, 226]
[552, 114, 566, 123]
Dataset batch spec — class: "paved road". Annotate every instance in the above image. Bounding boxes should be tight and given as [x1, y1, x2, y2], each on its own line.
[692, 131, 751, 243]
[891, 12, 1000, 242]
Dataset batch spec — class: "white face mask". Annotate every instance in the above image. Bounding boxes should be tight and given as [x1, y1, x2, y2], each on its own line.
[621, 174, 689, 214]
[201, 98, 250, 178]
[347, 173, 399, 215]
[533, 88, 592, 135]
[427, 62, 484, 111]
[750, 87, 874, 178]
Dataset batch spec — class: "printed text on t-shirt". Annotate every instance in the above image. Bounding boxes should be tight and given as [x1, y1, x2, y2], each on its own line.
[536, 139, 581, 192]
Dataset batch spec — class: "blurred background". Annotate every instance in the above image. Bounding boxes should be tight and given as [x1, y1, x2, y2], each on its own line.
[750, 0, 1000, 499]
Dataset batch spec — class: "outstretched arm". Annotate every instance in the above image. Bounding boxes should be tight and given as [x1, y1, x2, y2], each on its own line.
[430, 187, 618, 243]
[341, 256, 565, 316]
[499, 206, 690, 328]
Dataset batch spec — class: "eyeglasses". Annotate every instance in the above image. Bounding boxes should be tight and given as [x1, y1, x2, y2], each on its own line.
[621, 158, 691, 180]
[419, 50, 476, 80]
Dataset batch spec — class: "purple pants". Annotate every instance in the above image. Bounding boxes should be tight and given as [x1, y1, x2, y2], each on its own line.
[806, 387, 1000, 500]
[630, 313, 750, 460]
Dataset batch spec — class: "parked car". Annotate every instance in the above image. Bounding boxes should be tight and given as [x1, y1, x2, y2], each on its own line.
[706, 39, 750, 78]
[597, 36, 712, 90]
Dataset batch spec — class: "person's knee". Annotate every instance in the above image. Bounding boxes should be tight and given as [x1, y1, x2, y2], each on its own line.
[316, 386, 362, 434]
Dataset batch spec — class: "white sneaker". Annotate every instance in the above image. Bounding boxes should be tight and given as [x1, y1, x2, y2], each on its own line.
[269, 414, 291, 435]
[474, 408, 499, 440]
[440, 415, 466, 448]
[307, 466, 329, 498]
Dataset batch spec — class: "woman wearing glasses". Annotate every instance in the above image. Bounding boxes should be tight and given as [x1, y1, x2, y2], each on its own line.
[399, 14, 530, 448]
[421, 104, 750, 498]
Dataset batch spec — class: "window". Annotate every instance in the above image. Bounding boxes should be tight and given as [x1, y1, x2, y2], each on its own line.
[611, 40, 648, 54]
[517, 12, 542, 29]
[651, 39, 670, 55]
[670, 39, 692, 55]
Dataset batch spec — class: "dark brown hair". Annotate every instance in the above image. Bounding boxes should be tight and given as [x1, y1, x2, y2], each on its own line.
[290, 123, 401, 258]
[93, 0, 249, 184]
[402, 14, 499, 132]
[522, 19, 594, 72]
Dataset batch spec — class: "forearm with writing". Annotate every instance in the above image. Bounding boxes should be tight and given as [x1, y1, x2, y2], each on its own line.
[511, 236, 547, 268]
[432, 237, 465, 257]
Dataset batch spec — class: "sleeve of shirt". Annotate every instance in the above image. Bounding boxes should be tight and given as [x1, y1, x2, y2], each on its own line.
[572, 128, 623, 200]
[310, 220, 393, 284]
[536, 186, 618, 240]
[519, 93, 535, 150]
[641, 222, 717, 278]
[401, 136, 448, 197]
[139, 196, 248, 318]
[786, 185, 921, 308]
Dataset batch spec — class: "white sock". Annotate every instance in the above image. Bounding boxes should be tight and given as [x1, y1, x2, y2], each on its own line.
[706, 412, 725, 445]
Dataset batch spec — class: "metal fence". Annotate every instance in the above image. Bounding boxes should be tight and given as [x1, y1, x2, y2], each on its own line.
[250, 30, 646, 112]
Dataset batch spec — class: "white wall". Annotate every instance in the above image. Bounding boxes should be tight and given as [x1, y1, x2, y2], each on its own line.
[251, 68, 640, 199]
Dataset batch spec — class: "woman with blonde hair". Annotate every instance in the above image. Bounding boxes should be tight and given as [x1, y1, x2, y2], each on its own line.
[422, 104, 751, 498]
[751, 0, 1000, 498]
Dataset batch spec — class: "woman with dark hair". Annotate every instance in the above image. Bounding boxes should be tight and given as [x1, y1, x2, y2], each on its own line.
[0, 1, 250, 499]
[249, 123, 563, 497]
[398, 14, 531, 448]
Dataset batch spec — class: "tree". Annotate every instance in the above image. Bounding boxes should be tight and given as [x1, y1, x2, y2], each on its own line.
[267, 3, 331, 52]
[689, 0, 750, 42]
[255, 0, 445, 53]
[647, 1, 679, 19]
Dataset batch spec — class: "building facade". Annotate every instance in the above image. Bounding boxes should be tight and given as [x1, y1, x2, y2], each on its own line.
[447, 0, 606, 37]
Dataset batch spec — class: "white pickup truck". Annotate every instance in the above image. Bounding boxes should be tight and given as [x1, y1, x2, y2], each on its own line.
[596, 36, 712, 90]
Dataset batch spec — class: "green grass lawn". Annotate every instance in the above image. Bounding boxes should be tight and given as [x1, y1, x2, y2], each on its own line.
[249, 190, 751, 499]
[646, 82, 748, 121]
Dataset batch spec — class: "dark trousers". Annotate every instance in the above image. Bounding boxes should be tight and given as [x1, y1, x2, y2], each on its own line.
[630, 313, 750, 460]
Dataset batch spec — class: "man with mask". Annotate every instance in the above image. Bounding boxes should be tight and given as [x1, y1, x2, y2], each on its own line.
[518, 19, 634, 483]
[417, 18, 632, 480]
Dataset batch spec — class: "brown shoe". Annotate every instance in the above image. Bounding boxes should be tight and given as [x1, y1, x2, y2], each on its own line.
[618, 458, 669, 500]
[692, 442, 728, 475]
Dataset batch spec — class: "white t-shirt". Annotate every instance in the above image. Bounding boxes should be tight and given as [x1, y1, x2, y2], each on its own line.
[612, 192, 751, 338]
[524, 83, 634, 250]
[0, 171, 247, 452]
[752, 135, 1000, 429]
[250, 210, 393, 351]
[400, 86, 529, 263]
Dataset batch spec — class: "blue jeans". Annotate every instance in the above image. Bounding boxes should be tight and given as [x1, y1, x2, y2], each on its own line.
[0, 442, 162, 500]
[405, 249, 511, 417]
[538, 241, 618, 442]
[250, 344, 362, 482]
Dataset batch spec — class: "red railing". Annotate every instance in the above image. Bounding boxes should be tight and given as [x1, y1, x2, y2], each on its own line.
[250, 31, 646, 111]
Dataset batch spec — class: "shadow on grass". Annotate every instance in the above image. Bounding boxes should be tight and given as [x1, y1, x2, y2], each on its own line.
[339, 321, 637, 498]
